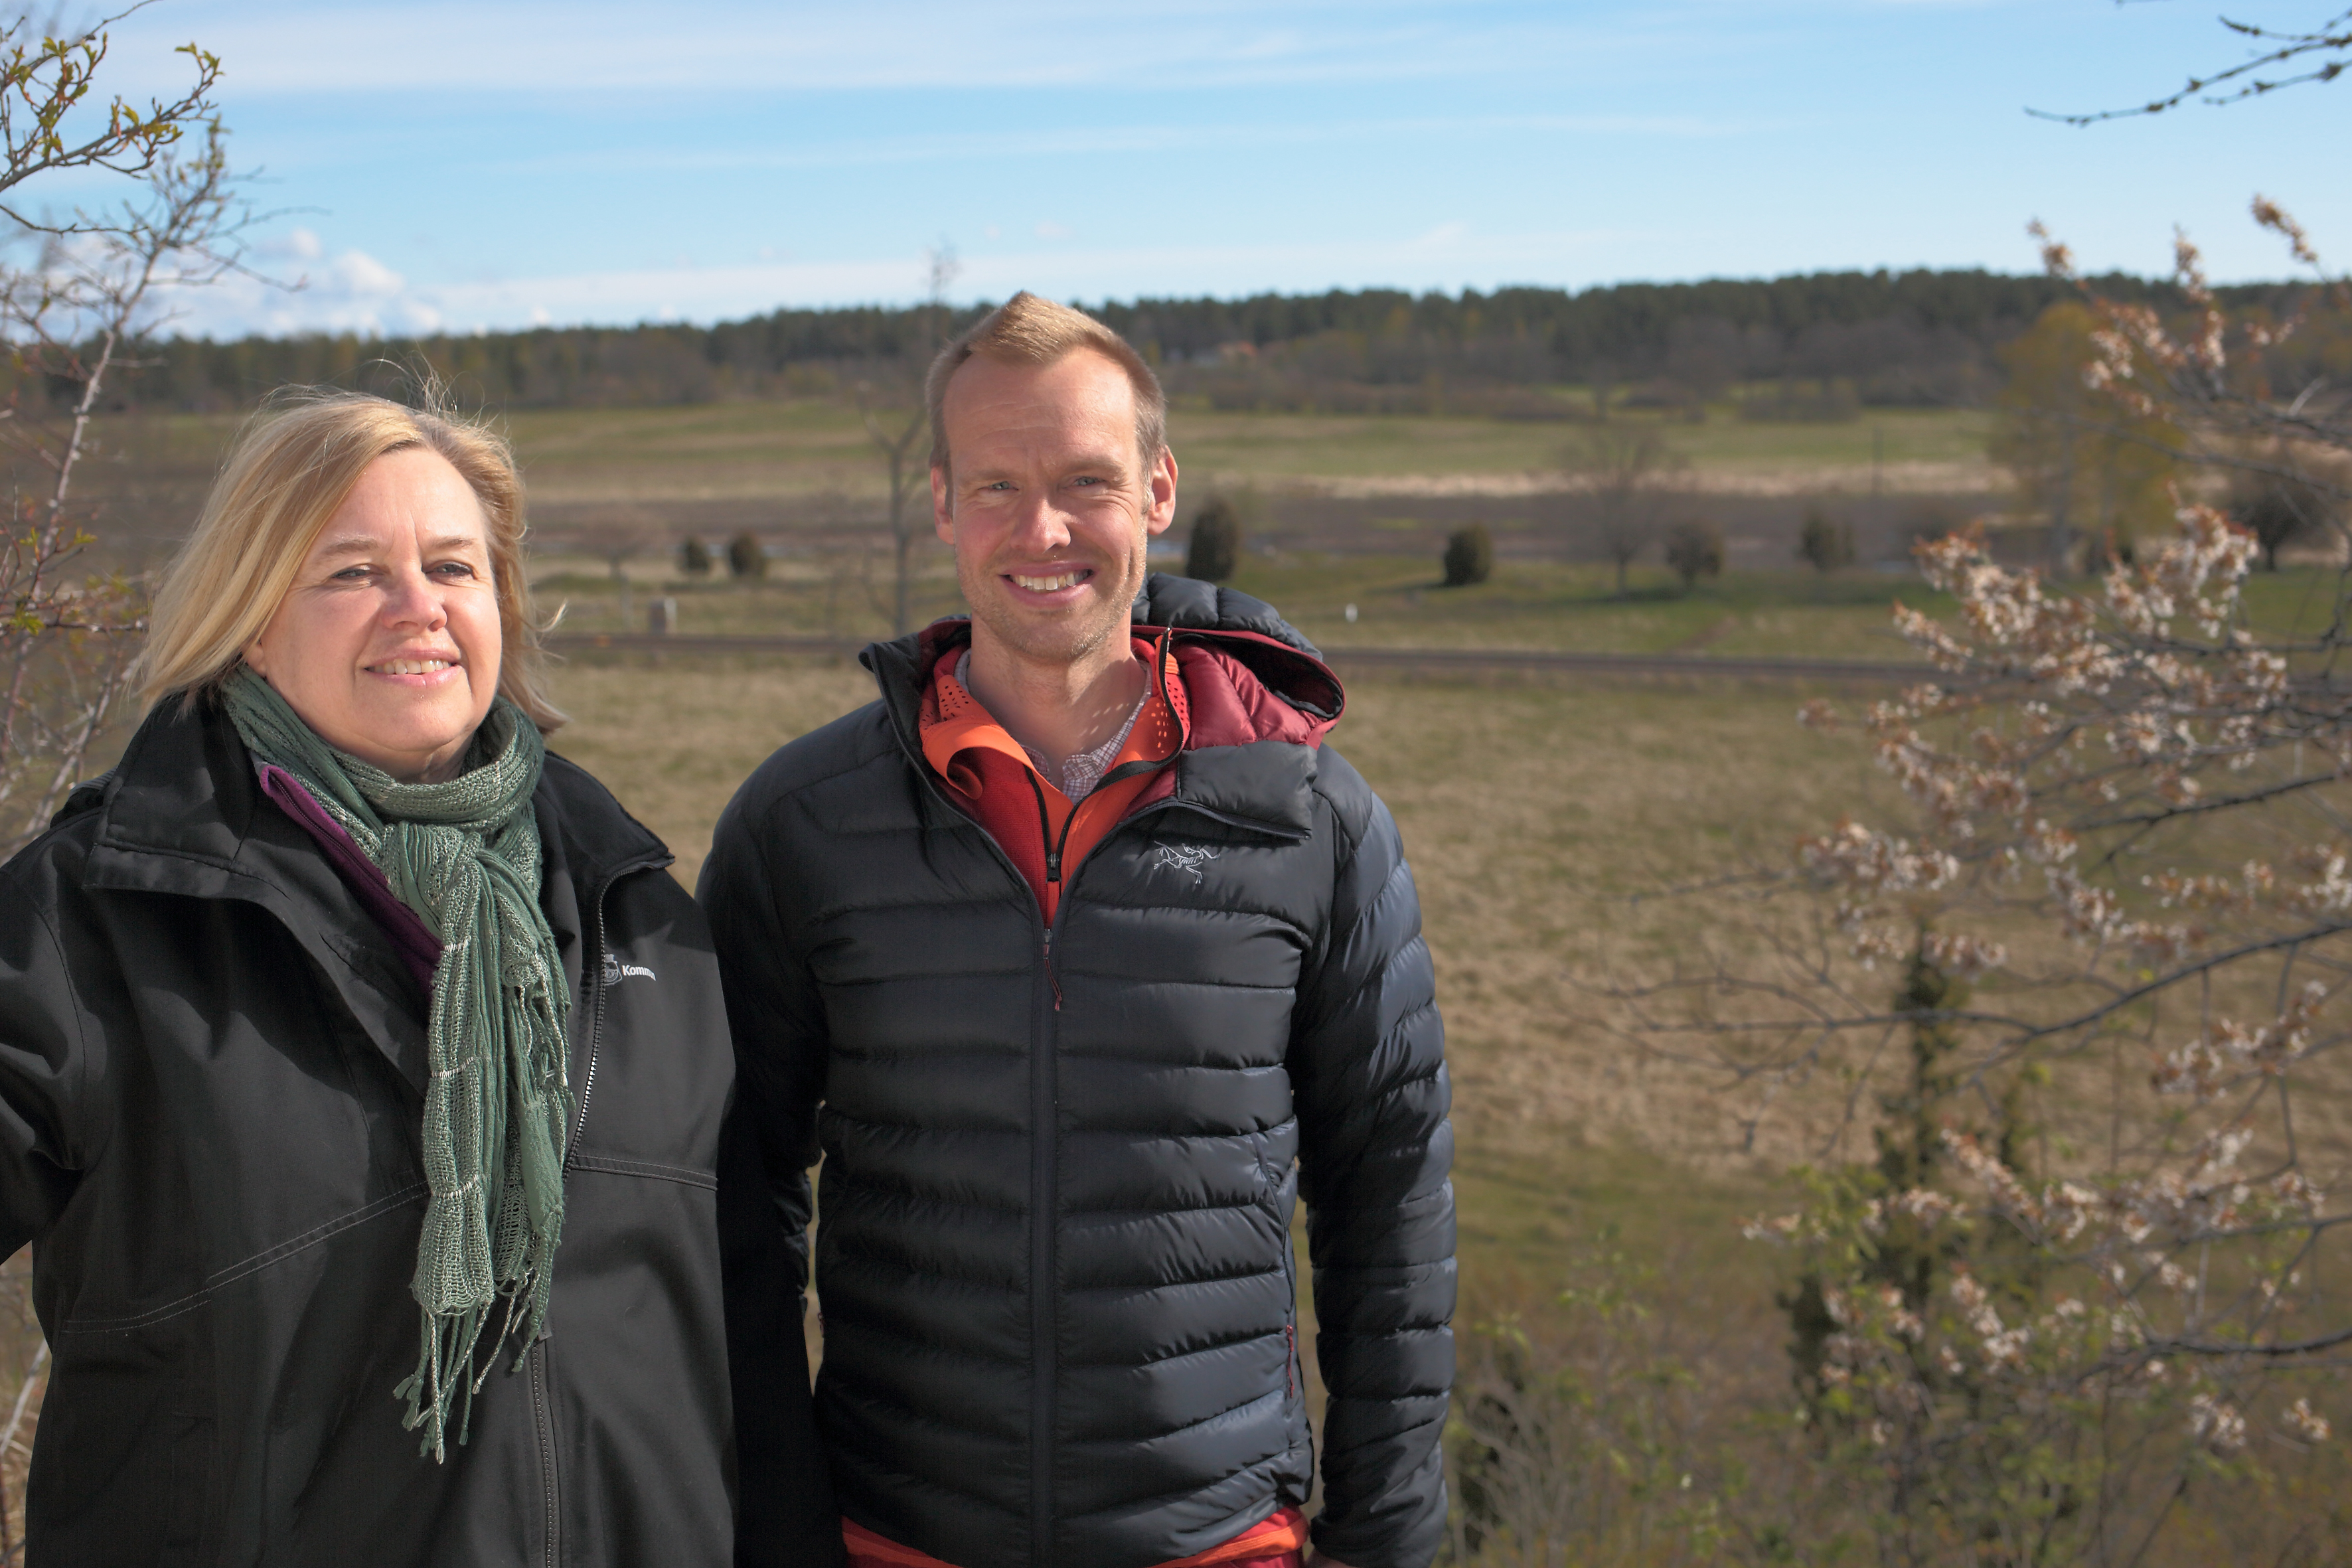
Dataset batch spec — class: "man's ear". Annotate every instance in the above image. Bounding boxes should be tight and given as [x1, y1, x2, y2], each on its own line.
[931, 463, 955, 544]
[1142, 447, 1178, 538]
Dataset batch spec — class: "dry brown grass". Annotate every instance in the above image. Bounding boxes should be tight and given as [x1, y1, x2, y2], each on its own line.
[544, 654, 878, 892]
[546, 655, 1889, 1174]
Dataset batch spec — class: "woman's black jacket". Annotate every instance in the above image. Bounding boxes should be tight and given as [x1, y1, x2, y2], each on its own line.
[707, 578, 1454, 1568]
[0, 698, 832, 1565]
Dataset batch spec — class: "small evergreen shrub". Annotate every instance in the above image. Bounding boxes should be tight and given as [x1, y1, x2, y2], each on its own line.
[1186, 496, 1243, 582]
[679, 536, 713, 576]
[1442, 522, 1493, 587]
[1796, 509, 1855, 574]
[726, 531, 767, 580]
[1665, 518, 1724, 591]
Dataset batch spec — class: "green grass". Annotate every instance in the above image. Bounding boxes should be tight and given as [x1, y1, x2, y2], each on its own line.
[1219, 557, 1945, 659]
[533, 550, 1959, 662]
[540, 553, 2352, 661]
[72, 400, 1996, 513]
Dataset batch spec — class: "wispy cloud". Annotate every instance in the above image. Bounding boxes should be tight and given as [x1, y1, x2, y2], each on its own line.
[167, 224, 1650, 339]
[108, 0, 1725, 96]
[467, 110, 1750, 182]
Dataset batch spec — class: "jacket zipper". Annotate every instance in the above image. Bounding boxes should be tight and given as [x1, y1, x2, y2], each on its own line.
[892, 629, 1212, 1567]
[566, 858, 661, 1162]
[531, 1340, 560, 1568]
[1029, 907, 1060, 1567]
[536, 854, 659, 1568]
[568, 882, 611, 1160]
[888, 756, 1058, 1565]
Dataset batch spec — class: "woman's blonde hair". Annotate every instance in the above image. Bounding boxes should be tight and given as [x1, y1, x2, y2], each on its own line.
[139, 385, 564, 730]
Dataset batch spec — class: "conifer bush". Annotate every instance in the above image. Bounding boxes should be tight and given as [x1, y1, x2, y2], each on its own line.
[1796, 508, 1855, 574]
[726, 531, 767, 580]
[1186, 496, 1243, 582]
[679, 536, 713, 576]
[1442, 522, 1494, 587]
[1664, 518, 1723, 591]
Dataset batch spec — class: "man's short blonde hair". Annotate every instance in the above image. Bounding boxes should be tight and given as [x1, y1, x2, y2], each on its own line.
[138, 385, 564, 730]
[926, 291, 1167, 487]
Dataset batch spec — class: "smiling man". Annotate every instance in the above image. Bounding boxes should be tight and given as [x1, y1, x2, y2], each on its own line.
[704, 293, 1454, 1568]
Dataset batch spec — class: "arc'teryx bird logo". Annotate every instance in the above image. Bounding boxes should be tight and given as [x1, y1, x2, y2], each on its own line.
[601, 952, 658, 984]
[1152, 844, 1222, 884]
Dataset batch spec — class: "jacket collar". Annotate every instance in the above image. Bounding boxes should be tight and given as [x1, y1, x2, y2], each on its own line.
[83, 698, 667, 902]
[860, 574, 1338, 840]
[76, 698, 670, 1097]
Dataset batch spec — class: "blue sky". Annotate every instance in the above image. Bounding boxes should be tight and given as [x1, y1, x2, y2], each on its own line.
[59, 0, 2352, 337]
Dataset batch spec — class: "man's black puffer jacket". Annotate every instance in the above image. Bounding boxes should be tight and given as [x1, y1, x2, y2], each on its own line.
[708, 577, 1454, 1568]
[0, 698, 838, 1565]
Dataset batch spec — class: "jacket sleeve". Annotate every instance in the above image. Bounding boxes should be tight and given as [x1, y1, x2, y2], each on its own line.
[699, 793, 843, 1568]
[0, 872, 105, 1259]
[1290, 767, 1455, 1568]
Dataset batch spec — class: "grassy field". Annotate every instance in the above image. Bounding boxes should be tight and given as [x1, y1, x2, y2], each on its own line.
[533, 550, 1956, 657]
[538, 543, 2352, 669]
[26, 386, 2352, 1555]
[542, 651, 1861, 1499]
[546, 655, 1882, 1177]
[76, 400, 1996, 514]
[542, 637, 2352, 1560]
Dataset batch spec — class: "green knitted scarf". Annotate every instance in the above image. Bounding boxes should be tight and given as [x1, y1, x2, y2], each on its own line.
[224, 666, 573, 1462]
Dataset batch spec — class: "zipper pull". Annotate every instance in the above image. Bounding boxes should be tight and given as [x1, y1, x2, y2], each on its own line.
[1046, 847, 1061, 883]
[1285, 1323, 1296, 1395]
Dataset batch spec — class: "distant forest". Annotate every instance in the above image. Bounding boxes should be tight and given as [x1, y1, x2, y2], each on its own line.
[86, 268, 2343, 421]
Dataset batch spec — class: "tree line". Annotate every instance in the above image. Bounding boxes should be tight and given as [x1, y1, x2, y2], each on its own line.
[39, 268, 2335, 420]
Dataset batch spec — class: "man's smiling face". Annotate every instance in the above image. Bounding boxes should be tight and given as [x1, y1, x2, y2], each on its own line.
[931, 347, 1176, 671]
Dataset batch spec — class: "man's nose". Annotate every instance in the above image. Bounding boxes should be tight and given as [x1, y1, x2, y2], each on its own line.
[1004, 489, 1074, 552]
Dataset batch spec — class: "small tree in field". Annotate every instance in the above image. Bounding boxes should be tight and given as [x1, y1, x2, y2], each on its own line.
[726, 530, 767, 580]
[1614, 206, 2352, 1560]
[678, 536, 712, 576]
[2229, 461, 2342, 572]
[1796, 508, 1855, 574]
[858, 243, 959, 635]
[1442, 522, 1493, 588]
[1185, 495, 1241, 582]
[1663, 518, 1723, 593]
[1566, 427, 1682, 597]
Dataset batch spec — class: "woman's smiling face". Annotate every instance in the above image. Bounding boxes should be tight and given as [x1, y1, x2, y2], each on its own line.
[244, 447, 505, 783]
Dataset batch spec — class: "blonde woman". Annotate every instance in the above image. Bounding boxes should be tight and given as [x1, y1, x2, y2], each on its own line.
[0, 389, 836, 1565]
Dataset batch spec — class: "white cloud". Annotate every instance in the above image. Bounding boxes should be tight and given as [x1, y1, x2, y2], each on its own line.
[151, 225, 1655, 340]
[1034, 221, 1072, 241]
[257, 227, 324, 261]
[163, 244, 445, 337]
[469, 110, 1751, 184]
